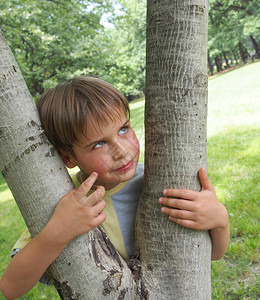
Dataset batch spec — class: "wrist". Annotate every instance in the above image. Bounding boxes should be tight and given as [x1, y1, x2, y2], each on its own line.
[214, 204, 229, 230]
[39, 219, 70, 250]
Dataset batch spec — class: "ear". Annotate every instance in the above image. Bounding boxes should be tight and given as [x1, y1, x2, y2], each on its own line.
[59, 150, 78, 168]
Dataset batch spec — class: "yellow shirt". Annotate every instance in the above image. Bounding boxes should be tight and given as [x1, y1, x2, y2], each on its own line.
[12, 173, 129, 261]
[72, 173, 129, 260]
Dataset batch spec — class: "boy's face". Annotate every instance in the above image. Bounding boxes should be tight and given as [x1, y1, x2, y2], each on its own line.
[65, 108, 140, 190]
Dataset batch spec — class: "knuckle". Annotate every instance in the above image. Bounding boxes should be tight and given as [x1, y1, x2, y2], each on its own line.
[176, 219, 185, 226]
[101, 213, 107, 222]
[178, 189, 186, 198]
[163, 207, 170, 214]
[175, 210, 184, 219]
[193, 223, 200, 230]
[97, 188, 105, 198]
[89, 219, 97, 228]
[174, 199, 181, 207]
[162, 198, 170, 205]
[186, 222, 194, 229]
[193, 203, 201, 211]
[83, 210, 92, 219]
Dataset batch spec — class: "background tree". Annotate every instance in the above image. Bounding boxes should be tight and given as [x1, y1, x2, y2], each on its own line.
[98, 0, 146, 98]
[1, 0, 210, 298]
[0, 0, 146, 99]
[2, 0, 258, 96]
[208, 0, 260, 71]
[0, 0, 110, 98]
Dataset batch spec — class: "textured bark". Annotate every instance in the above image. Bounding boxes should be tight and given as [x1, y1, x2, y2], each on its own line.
[1, 0, 210, 297]
[0, 31, 140, 299]
[135, 0, 211, 299]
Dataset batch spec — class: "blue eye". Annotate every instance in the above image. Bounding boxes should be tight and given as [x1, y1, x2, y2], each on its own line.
[119, 127, 127, 135]
[93, 141, 105, 149]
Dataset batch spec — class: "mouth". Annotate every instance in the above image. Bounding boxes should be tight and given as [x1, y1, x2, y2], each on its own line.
[114, 160, 134, 173]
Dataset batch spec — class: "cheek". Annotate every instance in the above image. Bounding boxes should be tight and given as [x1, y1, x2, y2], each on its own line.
[91, 154, 111, 173]
[130, 133, 140, 153]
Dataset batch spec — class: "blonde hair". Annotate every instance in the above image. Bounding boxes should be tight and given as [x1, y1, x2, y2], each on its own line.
[37, 76, 129, 157]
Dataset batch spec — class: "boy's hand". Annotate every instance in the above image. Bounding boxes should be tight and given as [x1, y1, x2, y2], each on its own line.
[46, 172, 106, 246]
[159, 168, 228, 231]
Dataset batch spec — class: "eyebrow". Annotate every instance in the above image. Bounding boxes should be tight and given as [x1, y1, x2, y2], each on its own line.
[83, 119, 130, 148]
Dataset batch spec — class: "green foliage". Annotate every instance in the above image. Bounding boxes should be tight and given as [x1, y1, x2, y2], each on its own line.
[208, 0, 260, 68]
[0, 0, 109, 99]
[94, 0, 146, 96]
[1, 0, 258, 95]
[0, 0, 146, 98]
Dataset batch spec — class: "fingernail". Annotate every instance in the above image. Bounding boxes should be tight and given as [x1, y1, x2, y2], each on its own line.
[92, 172, 98, 177]
[159, 198, 163, 203]
[163, 189, 167, 195]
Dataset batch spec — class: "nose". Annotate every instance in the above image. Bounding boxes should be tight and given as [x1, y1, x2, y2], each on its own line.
[110, 140, 128, 161]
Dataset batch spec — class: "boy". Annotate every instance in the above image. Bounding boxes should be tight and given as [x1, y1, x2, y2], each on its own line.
[0, 76, 229, 299]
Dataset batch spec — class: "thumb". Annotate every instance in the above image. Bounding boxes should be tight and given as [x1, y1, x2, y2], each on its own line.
[199, 168, 214, 191]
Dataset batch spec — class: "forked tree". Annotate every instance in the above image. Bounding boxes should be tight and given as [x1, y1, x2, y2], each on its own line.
[0, 0, 210, 298]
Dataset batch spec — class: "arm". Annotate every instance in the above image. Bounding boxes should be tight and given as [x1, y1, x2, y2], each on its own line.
[0, 172, 106, 300]
[159, 168, 229, 260]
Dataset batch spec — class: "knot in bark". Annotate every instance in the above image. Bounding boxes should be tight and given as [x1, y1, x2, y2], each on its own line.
[128, 258, 142, 280]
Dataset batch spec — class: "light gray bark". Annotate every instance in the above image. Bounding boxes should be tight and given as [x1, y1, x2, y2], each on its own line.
[0, 31, 140, 299]
[1, 0, 210, 298]
[135, 0, 211, 299]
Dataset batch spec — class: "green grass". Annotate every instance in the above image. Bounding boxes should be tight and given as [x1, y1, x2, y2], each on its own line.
[1, 61, 260, 299]
[208, 127, 260, 299]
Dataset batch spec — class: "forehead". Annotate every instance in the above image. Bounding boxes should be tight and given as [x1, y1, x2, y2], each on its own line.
[82, 107, 128, 140]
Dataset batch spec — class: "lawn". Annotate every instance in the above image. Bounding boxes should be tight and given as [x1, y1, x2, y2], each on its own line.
[1, 61, 259, 299]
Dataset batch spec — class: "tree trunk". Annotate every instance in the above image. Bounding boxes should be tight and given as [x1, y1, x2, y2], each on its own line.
[249, 35, 260, 59]
[0, 0, 211, 297]
[0, 30, 140, 299]
[208, 53, 214, 75]
[214, 56, 222, 72]
[222, 51, 230, 68]
[232, 49, 239, 64]
[238, 41, 248, 63]
[135, 0, 211, 299]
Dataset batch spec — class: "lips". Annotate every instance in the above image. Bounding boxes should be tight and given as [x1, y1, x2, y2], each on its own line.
[114, 160, 133, 173]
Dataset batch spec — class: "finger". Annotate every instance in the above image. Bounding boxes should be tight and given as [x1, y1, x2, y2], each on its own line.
[199, 168, 214, 191]
[92, 211, 106, 227]
[73, 172, 98, 202]
[163, 188, 197, 201]
[159, 197, 193, 211]
[168, 217, 198, 229]
[84, 186, 105, 207]
[92, 199, 106, 216]
[161, 207, 194, 221]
